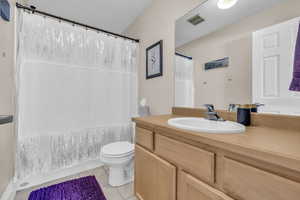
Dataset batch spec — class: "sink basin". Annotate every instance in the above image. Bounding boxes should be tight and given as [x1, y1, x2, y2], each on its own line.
[168, 117, 245, 134]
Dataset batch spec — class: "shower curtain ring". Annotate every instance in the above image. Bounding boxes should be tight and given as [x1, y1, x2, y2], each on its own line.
[30, 5, 36, 14]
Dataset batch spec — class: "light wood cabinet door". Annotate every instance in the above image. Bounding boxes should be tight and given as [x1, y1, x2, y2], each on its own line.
[135, 145, 176, 200]
[223, 157, 300, 200]
[178, 171, 234, 200]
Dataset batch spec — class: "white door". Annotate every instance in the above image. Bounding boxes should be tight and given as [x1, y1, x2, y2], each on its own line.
[253, 17, 300, 115]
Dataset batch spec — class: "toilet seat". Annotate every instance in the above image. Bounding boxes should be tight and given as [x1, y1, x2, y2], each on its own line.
[102, 141, 134, 158]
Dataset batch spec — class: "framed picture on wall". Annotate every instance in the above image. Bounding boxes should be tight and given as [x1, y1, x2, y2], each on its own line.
[146, 40, 163, 79]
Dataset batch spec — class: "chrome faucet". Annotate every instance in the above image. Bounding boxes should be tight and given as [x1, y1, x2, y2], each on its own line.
[203, 104, 225, 121]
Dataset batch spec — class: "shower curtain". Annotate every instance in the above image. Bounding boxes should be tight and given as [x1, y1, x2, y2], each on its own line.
[174, 55, 194, 107]
[16, 11, 138, 180]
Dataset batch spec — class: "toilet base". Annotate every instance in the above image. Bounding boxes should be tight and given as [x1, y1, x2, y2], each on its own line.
[108, 165, 134, 187]
[100, 141, 135, 187]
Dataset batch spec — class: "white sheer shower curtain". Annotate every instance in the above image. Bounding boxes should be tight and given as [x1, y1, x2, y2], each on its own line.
[175, 55, 194, 107]
[16, 11, 138, 180]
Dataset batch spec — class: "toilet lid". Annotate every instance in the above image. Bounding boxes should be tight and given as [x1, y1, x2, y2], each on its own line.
[102, 142, 134, 157]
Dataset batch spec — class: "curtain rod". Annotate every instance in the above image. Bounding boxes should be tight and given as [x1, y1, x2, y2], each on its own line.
[175, 52, 192, 60]
[15, 3, 140, 43]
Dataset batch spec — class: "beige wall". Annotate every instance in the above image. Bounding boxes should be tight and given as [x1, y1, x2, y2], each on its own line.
[125, 0, 204, 115]
[0, 0, 16, 196]
[177, 0, 300, 109]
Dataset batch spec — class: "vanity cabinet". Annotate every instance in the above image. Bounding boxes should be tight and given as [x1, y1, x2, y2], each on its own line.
[135, 145, 176, 200]
[134, 126, 300, 200]
[178, 171, 234, 200]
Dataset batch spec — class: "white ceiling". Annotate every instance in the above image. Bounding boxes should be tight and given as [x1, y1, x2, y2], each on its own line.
[176, 0, 286, 47]
[26, 0, 152, 34]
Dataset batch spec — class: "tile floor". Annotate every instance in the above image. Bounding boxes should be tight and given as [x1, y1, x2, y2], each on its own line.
[15, 166, 137, 200]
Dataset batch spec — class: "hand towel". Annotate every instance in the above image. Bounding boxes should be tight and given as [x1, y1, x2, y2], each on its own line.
[0, 0, 10, 21]
[289, 23, 300, 91]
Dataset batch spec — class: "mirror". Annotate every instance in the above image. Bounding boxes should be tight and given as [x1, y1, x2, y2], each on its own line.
[174, 0, 300, 115]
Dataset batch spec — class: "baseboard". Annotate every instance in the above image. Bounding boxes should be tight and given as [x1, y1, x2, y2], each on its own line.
[0, 181, 16, 200]
[16, 159, 104, 191]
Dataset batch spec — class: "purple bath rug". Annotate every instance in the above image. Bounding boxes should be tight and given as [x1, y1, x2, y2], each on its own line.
[28, 176, 106, 200]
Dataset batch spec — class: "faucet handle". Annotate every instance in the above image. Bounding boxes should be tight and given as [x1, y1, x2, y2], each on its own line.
[203, 104, 215, 112]
[228, 104, 237, 112]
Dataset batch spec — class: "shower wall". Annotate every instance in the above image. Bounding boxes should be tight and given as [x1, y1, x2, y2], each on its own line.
[0, 0, 16, 196]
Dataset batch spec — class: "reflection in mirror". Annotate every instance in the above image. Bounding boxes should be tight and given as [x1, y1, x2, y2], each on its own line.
[174, 53, 194, 108]
[175, 0, 300, 115]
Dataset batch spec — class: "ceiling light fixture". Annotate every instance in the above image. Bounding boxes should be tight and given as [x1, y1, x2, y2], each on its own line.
[217, 0, 238, 10]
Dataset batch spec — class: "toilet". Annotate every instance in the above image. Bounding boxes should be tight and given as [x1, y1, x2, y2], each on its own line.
[100, 141, 135, 187]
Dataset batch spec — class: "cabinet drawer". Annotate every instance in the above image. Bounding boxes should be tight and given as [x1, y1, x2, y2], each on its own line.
[136, 127, 154, 151]
[223, 157, 300, 200]
[178, 171, 234, 200]
[155, 134, 215, 184]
